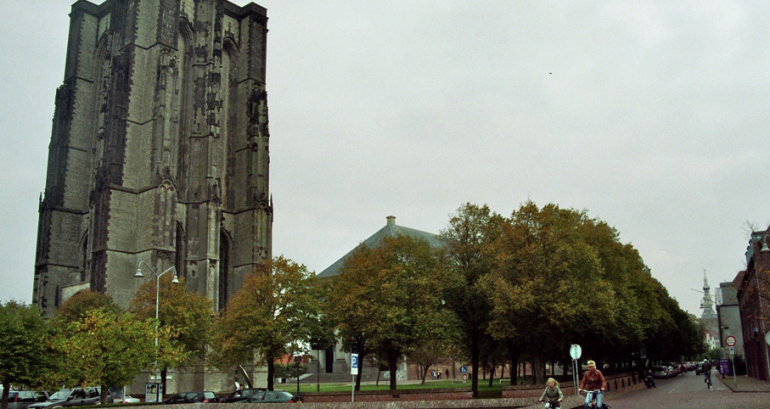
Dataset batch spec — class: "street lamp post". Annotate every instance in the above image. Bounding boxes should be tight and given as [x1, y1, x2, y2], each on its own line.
[135, 261, 179, 401]
[294, 355, 302, 401]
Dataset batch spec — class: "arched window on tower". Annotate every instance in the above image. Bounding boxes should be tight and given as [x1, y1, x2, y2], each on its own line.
[81, 234, 88, 282]
[176, 223, 185, 279]
[219, 231, 230, 311]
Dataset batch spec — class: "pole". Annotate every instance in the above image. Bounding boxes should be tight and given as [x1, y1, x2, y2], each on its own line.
[351, 376, 355, 403]
[317, 350, 320, 392]
[154, 273, 160, 389]
[135, 262, 178, 403]
[732, 354, 737, 386]
[573, 359, 579, 395]
[296, 358, 300, 399]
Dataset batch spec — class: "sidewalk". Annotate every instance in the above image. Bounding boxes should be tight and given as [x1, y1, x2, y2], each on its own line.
[718, 375, 770, 392]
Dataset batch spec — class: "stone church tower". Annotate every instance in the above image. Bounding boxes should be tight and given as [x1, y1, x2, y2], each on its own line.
[34, 0, 272, 317]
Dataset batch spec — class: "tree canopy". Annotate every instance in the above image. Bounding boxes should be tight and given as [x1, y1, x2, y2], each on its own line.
[0, 301, 55, 409]
[440, 203, 505, 396]
[54, 290, 120, 323]
[129, 274, 213, 392]
[54, 308, 169, 404]
[326, 234, 454, 391]
[212, 257, 322, 391]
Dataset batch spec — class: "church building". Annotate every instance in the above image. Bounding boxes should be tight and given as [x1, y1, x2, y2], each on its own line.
[33, 0, 273, 317]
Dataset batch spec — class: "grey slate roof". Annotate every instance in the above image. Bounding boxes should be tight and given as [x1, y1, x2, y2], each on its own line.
[316, 216, 445, 279]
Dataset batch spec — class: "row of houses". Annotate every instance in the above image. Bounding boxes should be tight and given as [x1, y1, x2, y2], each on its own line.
[711, 228, 770, 382]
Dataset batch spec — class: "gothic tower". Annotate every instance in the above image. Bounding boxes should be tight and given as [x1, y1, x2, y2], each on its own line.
[34, 0, 272, 317]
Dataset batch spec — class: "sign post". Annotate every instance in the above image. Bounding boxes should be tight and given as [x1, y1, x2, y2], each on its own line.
[351, 353, 359, 402]
[145, 383, 162, 403]
[725, 336, 737, 386]
[570, 344, 582, 395]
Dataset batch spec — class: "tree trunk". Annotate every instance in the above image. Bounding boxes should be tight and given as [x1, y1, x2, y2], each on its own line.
[354, 339, 365, 391]
[267, 360, 275, 391]
[488, 363, 495, 387]
[471, 337, 480, 398]
[100, 385, 110, 405]
[2, 379, 10, 409]
[355, 371, 362, 391]
[388, 355, 398, 392]
[508, 344, 521, 385]
[563, 361, 570, 380]
[533, 355, 545, 384]
[161, 367, 168, 398]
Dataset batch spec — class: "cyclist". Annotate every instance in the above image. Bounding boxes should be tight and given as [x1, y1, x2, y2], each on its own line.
[702, 359, 712, 389]
[538, 378, 564, 409]
[579, 360, 607, 409]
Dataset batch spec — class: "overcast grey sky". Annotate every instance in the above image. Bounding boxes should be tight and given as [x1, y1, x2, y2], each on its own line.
[2, 0, 769, 318]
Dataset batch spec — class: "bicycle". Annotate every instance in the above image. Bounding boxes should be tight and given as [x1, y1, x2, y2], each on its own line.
[580, 389, 608, 409]
[538, 398, 561, 409]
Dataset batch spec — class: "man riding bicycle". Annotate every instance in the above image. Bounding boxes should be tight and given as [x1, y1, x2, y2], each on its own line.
[702, 359, 712, 389]
[579, 360, 607, 409]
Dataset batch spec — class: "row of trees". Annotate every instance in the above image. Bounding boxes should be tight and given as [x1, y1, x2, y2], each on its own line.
[0, 279, 212, 409]
[324, 202, 703, 396]
[0, 201, 703, 407]
[0, 257, 321, 409]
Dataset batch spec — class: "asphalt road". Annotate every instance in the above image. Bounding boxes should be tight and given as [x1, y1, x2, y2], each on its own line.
[603, 371, 769, 409]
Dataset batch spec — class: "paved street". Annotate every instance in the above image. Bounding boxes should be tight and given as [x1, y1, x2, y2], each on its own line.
[602, 371, 769, 409]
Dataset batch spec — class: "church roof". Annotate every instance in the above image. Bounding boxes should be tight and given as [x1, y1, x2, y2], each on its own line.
[316, 216, 444, 279]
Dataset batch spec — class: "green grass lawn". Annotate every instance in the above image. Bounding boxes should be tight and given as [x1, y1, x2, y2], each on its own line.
[283, 377, 541, 398]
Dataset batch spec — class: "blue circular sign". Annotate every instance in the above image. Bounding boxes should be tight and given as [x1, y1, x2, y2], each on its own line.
[459, 365, 468, 374]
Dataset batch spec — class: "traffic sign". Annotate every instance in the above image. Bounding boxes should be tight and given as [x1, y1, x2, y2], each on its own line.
[570, 344, 582, 360]
[351, 353, 359, 376]
[729, 346, 735, 356]
[725, 335, 736, 347]
[459, 365, 468, 374]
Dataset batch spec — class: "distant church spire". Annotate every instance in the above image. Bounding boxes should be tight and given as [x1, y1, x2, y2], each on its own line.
[701, 269, 717, 318]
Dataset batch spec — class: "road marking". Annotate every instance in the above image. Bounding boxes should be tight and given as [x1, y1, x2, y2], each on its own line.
[668, 384, 682, 394]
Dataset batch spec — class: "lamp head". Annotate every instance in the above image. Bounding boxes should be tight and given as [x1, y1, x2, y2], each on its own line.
[761, 239, 770, 252]
[135, 265, 144, 278]
[171, 274, 180, 284]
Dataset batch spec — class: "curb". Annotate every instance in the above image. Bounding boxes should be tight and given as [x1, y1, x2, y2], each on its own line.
[717, 375, 770, 393]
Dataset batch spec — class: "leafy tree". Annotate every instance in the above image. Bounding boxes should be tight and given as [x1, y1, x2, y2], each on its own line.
[407, 315, 459, 385]
[0, 301, 56, 409]
[212, 257, 322, 391]
[322, 244, 376, 391]
[326, 234, 450, 392]
[54, 290, 120, 322]
[55, 308, 175, 404]
[440, 203, 505, 397]
[128, 275, 213, 393]
[481, 202, 618, 383]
